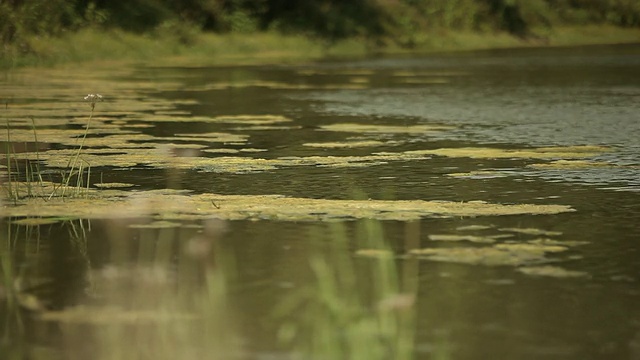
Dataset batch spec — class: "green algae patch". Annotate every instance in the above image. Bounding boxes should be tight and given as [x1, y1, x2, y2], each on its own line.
[0, 189, 575, 221]
[297, 69, 376, 76]
[447, 171, 510, 179]
[230, 125, 302, 131]
[392, 70, 468, 77]
[456, 225, 494, 231]
[184, 80, 368, 91]
[94, 183, 137, 189]
[318, 123, 453, 134]
[516, 265, 589, 278]
[396, 78, 450, 85]
[408, 145, 611, 159]
[410, 233, 586, 267]
[527, 238, 589, 247]
[499, 227, 563, 236]
[428, 234, 505, 244]
[527, 159, 624, 169]
[202, 148, 268, 154]
[410, 247, 553, 266]
[10, 217, 62, 226]
[494, 243, 568, 254]
[201, 114, 292, 125]
[303, 140, 392, 148]
[11, 142, 432, 172]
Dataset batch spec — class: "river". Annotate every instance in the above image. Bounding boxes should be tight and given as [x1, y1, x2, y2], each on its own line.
[1, 43, 639, 359]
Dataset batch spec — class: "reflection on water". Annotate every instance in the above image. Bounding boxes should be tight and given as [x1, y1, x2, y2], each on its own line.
[1, 44, 640, 359]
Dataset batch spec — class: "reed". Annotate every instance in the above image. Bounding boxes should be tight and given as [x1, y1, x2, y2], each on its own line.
[1, 96, 99, 202]
[277, 220, 416, 360]
[58, 94, 100, 199]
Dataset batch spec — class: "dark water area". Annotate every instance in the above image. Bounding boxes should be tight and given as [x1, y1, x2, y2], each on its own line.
[2, 44, 640, 359]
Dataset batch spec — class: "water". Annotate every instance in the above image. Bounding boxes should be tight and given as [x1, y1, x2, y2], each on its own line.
[1, 44, 640, 359]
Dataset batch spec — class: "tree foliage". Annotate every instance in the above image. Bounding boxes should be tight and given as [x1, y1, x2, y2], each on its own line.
[2, 0, 639, 47]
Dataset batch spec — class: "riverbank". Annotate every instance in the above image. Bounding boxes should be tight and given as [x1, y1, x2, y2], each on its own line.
[2, 25, 639, 69]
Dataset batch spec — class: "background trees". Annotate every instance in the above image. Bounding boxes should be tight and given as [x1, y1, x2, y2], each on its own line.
[2, 0, 639, 48]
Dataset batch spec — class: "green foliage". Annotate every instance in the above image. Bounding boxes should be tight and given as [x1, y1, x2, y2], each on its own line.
[221, 10, 259, 33]
[1, 0, 639, 62]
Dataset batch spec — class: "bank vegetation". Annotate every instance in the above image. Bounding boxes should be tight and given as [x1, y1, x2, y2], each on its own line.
[2, 0, 639, 67]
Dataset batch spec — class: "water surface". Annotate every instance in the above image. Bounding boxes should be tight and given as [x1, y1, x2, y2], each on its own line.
[1, 44, 640, 359]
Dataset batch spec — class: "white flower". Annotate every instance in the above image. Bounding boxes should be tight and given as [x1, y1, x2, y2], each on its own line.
[84, 94, 103, 103]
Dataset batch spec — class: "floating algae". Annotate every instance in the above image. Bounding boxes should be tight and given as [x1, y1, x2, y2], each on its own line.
[407, 145, 611, 159]
[410, 247, 553, 266]
[6, 114, 614, 175]
[303, 140, 394, 148]
[202, 148, 268, 154]
[516, 266, 589, 278]
[494, 243, 568, 254]
[10, 217, 62, 226]
[0, 189, 575, 221]
[409, 233, 587, 267]
[192, 114, 292, 125]
[318, 123, 453, 134]
[396, 78, 450, 85]
[527, 159, 625, 169]
[391, 70, 468, 77]
[447, 171, 511, 179]
[94, 183, 137, 189]
[499, 227, 563, 236]
[456, 225, 494, 231]
[428, 234, 505, 244]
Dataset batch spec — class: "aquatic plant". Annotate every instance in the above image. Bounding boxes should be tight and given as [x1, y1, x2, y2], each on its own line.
[276, 221, 416, 360]
[58, 94, 102, 198]
[1, 95, 103, 202]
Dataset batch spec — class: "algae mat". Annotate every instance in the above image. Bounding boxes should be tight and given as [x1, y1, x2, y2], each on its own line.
[0, 189, 574, 221]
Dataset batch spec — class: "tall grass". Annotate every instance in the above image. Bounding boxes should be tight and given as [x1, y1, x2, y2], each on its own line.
[277, 220, 416, 360]
[1, 96, 98, 202]
[58, 94, 100, 198]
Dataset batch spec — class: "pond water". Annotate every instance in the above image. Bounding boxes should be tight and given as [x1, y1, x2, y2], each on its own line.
[1, 44, 640, 359]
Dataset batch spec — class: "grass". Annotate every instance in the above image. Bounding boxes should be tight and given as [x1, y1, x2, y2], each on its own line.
[2, 25, 638, 69]
[276, 220, 417, 360]
[1, 97, 98, 202]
